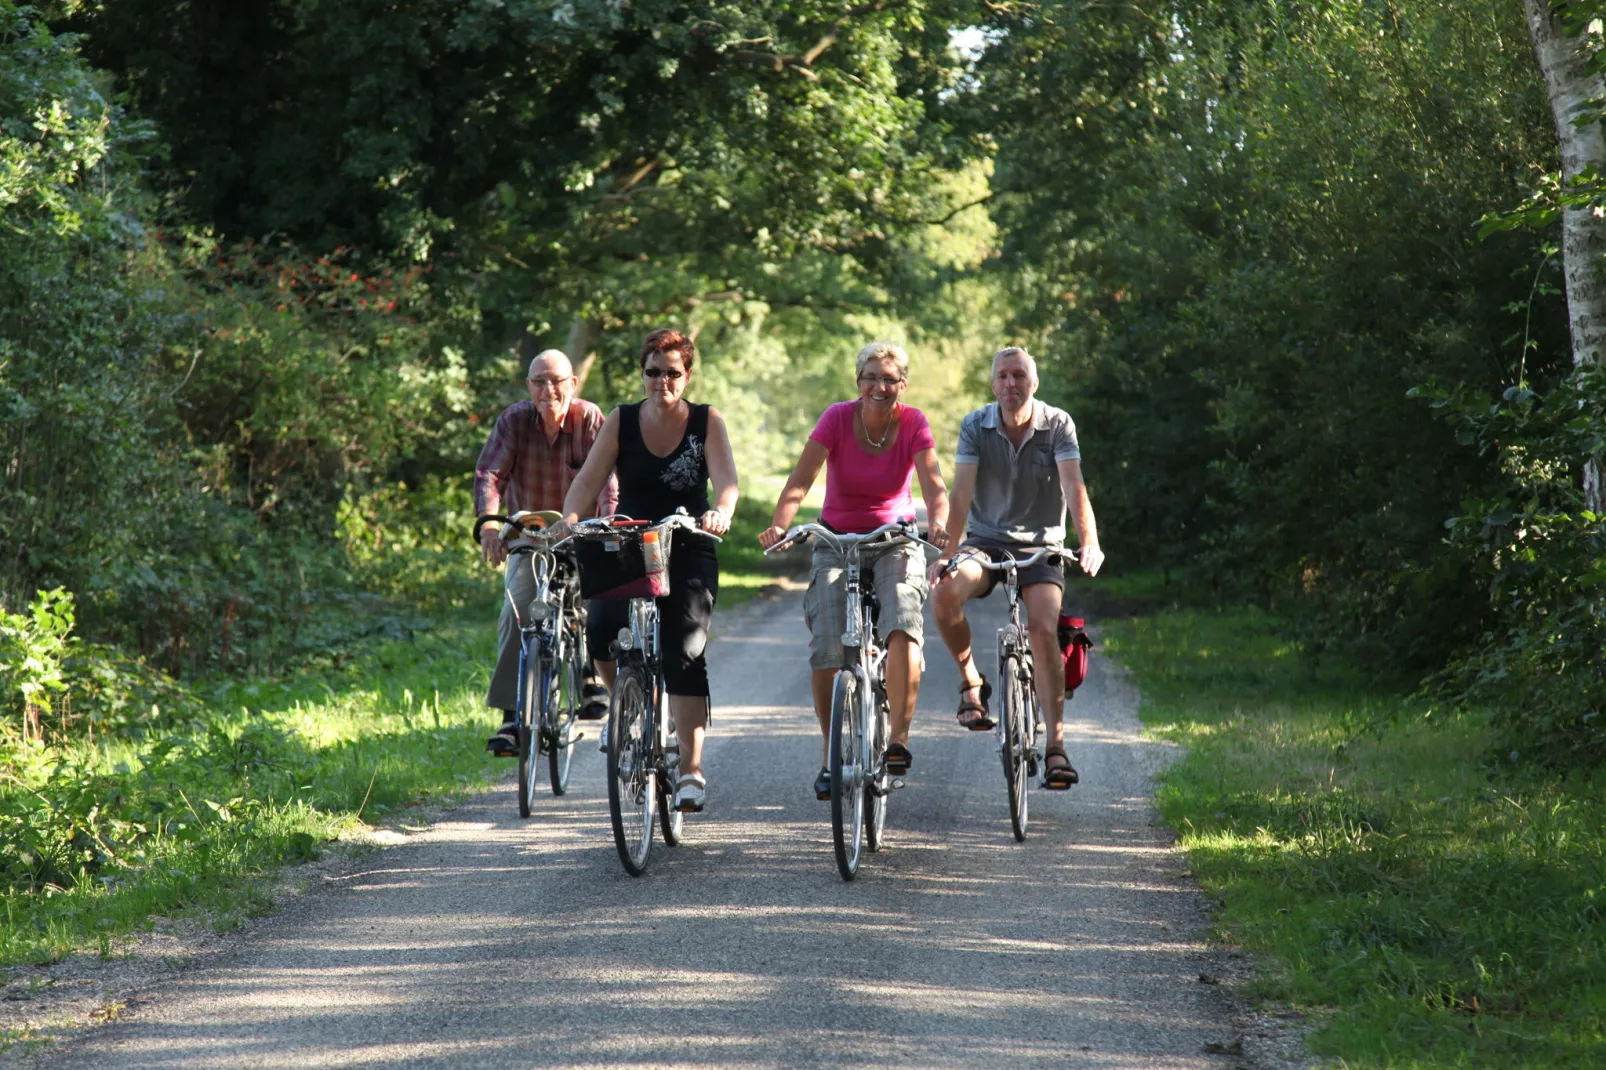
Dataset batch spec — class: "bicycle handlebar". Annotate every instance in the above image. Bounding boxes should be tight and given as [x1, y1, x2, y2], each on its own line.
[552, 511, 723, 551]
[472, 512, 562, 544]
[939, 545, 1065, 578]
[764, 520, 939, 558]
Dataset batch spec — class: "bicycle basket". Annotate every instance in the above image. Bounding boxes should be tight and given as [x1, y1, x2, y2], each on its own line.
[573, 527, 671, 600]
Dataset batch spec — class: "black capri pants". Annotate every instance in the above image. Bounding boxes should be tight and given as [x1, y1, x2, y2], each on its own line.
[586, 541, 718, 698]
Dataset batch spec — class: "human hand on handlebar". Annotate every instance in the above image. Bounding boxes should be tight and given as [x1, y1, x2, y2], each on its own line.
[480, 524, 508, 567]
[757, 524, 789, 550]
[927, 527, 951, 551]
[701, 508, 731, 536]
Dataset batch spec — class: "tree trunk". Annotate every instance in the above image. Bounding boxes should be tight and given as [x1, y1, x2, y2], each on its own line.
[567, 317, 602, 396]
[1526, 0, 1606, 511]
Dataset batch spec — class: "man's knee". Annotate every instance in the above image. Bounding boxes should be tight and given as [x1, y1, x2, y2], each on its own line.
[931, 577, 973, 618]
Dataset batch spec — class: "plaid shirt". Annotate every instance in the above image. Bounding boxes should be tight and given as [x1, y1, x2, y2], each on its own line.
[474, 399, 618, 519]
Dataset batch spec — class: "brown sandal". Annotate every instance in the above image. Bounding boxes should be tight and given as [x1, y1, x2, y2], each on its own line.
[1043, 745, 1079, 789]
[956, 676, 995, 731]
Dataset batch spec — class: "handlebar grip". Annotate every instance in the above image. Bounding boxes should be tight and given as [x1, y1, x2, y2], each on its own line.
[473, 515, 513, 542]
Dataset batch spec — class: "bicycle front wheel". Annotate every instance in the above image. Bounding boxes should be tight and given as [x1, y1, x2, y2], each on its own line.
[1002, 654, 1031, 842]
[830, 669, 867, 880]
[516, 648, 542, 819]
[607, 665, 656, 875]
[865, 680, 889, 853]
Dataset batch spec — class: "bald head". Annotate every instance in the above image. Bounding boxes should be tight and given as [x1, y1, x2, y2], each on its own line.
[528, 349, 574, 381]
[526, 348, 579, 430]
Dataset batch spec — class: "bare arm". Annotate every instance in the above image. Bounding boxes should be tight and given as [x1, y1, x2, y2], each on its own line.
[757, 438, 829, 548]
[559, 409, 622, 526]
[913, 447, 950, 550]
[929, 460, 976, 583]
[1059, 458, 1104, 576]
[702, 408, 740, 535]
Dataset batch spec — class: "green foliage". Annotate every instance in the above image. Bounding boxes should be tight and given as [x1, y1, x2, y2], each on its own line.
[0, 611, 500, 963]
[0, 587, 74, 727]
[1416, 370, 1606, 768]
[971, 0, 1562, 672]
[1108, 594, 1606, 1067]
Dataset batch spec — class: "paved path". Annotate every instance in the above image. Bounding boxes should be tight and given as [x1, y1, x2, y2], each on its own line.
[35, 588, 1247, 1069]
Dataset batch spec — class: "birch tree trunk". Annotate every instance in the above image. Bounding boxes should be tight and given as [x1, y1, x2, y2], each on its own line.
[1526, 0, 1606, 511]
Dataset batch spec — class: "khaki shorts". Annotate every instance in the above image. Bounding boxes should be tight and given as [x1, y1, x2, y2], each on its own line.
[803, 540, 929, 671]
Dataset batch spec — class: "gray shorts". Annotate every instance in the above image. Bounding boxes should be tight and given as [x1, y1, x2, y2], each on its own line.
[961, 537, 1067, 599]
[803, 540, 929, 671]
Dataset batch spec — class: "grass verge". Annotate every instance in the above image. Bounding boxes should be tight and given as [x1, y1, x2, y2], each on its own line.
[1096, 576, 1606, 1068]
[1, 610, 504, 966]
[0, 500, 801, 968]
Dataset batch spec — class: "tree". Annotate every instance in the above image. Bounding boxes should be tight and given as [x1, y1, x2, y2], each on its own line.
[1525, 0, 1606, 511]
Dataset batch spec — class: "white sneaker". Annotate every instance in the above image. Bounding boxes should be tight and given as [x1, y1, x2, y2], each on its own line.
[674, 773, 706, 813]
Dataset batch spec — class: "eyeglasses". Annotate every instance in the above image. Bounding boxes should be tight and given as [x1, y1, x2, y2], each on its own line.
[858, 375, 905, 389]
[642, 367, 684, 380]
[527, 376, 572, 390]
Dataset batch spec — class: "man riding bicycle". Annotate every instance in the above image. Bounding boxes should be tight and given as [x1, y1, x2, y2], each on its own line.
[474, 348, 618, 757]
[929, 346, 1104, 789]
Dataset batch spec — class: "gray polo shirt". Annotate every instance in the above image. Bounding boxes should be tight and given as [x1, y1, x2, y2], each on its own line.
[954, 401, 1081, 546]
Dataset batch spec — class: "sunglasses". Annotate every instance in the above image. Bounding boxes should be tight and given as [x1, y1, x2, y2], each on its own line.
[642, 367, 685, 380]
[858, 374, 905, 389]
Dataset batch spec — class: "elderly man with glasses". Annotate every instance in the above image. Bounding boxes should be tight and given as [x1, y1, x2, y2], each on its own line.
[473, 349, 618, 756]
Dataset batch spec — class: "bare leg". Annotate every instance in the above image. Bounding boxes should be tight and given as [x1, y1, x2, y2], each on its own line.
[670, 693, 708, 778]
[930, 561, 992, 707]
[811, 668, 835, 764]
[885, 631, 920, 747]
[1023, 584, 1068, 748]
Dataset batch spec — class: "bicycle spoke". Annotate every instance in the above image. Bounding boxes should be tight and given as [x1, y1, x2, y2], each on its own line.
[607, 667, 655, 875]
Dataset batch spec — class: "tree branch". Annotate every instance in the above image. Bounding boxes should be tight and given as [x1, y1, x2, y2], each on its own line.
[921, 193, 995, 225]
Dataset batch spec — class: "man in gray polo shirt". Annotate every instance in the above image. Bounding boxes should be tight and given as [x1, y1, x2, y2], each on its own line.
[929, 346, 1104, 788]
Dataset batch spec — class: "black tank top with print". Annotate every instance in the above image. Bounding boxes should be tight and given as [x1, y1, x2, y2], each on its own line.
[615, 402, 711, 523]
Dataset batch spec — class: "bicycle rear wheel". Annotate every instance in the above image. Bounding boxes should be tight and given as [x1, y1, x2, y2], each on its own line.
[607, 665, 656, 875]
[547, 629, 580, 795]
[830, 669, 867, 880]
[516, 649, 543, 819]
[1001, 653, 1030, 842]
[865, 680, 889, 852]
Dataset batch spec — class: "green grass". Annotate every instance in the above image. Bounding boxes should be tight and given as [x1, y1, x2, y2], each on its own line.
[1097, 579, 1606, 1068]
[0, 610, 506, 966]
[0, 503, 804, 967]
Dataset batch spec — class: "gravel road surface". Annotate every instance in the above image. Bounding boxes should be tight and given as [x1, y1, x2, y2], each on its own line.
[31, 586, 1262, 1069]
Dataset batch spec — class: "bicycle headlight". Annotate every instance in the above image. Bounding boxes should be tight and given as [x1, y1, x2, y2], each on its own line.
[526, 600, 554, 623]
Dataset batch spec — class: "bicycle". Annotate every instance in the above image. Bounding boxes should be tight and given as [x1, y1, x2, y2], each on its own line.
[941, 545, 1063, 841]
[473, 511, 588, 817]
[765, 520, 937, 880]
[560, 511, 720, 876]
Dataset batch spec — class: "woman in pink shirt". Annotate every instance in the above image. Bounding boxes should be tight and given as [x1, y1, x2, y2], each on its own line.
[759, 342, 950, 799]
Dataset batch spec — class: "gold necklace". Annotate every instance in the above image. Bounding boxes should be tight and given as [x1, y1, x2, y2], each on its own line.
[858, 401, 896, 448]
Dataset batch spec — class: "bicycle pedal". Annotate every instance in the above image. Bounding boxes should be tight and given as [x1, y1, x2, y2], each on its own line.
[890, 777, 907, 790]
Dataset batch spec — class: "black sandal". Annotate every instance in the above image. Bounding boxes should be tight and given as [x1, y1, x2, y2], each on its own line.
[485, 723, 519, 757]
[956, 676, 995, 731]
[1043, 745, 1079, 789]
[885, 742, 912, 777]
[813, 766, 832, 801]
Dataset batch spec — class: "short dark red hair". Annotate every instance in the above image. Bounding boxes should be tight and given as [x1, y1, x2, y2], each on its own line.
[639, 328, 697, 371]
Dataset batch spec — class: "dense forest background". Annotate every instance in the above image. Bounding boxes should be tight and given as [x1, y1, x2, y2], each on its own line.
[2, 0, 1602, 766]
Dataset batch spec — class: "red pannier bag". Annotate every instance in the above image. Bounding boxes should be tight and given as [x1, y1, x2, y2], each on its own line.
[1056, 613, 1094, 694]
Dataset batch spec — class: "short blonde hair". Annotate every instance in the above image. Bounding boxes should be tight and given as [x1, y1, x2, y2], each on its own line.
[855, 341, 910, 382]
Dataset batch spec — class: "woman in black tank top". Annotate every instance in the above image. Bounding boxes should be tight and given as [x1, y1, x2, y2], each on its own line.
[559, 329, 739, 813]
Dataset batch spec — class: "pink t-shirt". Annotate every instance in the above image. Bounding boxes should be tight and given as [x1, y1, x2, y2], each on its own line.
[809, 402, 936, 533]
